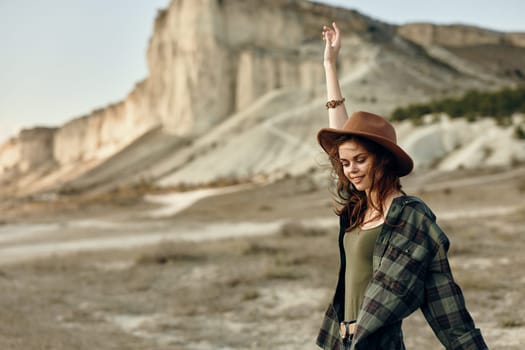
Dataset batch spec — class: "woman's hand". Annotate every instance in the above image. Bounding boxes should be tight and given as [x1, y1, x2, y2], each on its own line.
[322, 22, 341, 66]
[322, 22, 348, 128]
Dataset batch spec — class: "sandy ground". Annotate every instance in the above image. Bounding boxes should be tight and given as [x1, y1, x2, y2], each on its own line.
[0, 166, 524, 349]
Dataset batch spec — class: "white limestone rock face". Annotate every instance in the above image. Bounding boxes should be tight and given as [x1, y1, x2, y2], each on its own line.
[0, 128, 55, 175]
[398, 23, 525, 48]
[437, 119, 525, 171]
[145, 0, 323, 135]
[146, 0, 233, 135]
[19, 128, 56, 172]
[1, 0, 523, 197]
[4, 0, 332, 176]
[0, 139, 20, 176]
[157, 89, 325, 187]
[53, 80, 159, 166]
[1, 0, 338, 194]
[401, 117, 469, 169]
[399, 115, 525, 172]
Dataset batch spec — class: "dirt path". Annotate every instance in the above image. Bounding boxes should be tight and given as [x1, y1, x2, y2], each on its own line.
[415, 166, 525, 192]
[145, 184, 253, 218]
[0, 220, 283, 265]
[2, 167, 524, 266]
[0, 201, 521, 266]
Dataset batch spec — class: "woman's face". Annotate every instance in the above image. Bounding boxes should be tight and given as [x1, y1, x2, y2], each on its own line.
[338, 140, 375, 193]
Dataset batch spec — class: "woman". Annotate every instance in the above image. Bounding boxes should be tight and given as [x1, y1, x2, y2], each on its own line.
[316, 22, 488, 350]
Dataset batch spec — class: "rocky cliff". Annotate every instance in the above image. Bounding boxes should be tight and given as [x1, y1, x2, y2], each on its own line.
[1, 0, 523, 197]
[398, 23, 525, 84]
[0, 128, 55, 175]
[398, 23, 525, 48]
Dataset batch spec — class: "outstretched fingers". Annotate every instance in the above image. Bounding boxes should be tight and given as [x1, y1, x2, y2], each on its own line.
[322, 25, 332, 41]
[322, 22, 341, 63]
[322, 23, 340, 47]
[331, 22, 341, 48]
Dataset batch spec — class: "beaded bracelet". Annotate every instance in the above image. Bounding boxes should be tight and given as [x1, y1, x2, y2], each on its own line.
[325, 98, 345, 109]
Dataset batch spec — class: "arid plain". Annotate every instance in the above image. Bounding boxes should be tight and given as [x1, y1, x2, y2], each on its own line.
[2, 1, 525, 349]
[1, 165, 524, 349]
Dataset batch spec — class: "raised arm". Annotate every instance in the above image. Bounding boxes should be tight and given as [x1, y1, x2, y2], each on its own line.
[322, 22, 348, 129]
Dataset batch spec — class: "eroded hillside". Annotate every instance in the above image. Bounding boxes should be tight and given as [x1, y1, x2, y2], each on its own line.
[1, 0, 523, 198]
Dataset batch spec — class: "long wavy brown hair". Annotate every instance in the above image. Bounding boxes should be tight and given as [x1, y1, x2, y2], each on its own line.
[327, 135, 403, 231]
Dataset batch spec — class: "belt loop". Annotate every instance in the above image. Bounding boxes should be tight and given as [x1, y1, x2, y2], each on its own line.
[345, 323, 350, 338]
[340, 320, 356, 343]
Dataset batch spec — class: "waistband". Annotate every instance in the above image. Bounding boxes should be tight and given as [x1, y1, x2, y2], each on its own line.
[340, 321, 356, 339]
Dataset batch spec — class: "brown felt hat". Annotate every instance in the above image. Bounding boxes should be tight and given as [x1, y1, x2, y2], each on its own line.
[317, 111, 413, 176]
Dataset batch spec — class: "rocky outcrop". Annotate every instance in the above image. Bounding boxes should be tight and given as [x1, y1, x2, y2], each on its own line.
[0, 0, 388, 194]
[0, 128, 55, 175]
[400, 115, 525, 171]
[54, 80, 158, 165]
[398, 23, 525, 48]
[0, 0, 523, 197]
[0, 139, 19, 175]
[398, 23, 525, 83]
[145, 0, 388, 132]
[0, 1, 330, 175]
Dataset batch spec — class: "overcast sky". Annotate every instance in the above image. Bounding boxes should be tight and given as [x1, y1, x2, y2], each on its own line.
[1, 0, 524, 143]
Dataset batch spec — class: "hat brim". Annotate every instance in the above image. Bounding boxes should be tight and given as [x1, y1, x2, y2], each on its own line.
[317, 127, 414, 177]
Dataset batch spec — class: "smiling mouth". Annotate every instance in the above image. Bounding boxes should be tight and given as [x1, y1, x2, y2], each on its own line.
[351, 176, 364, 183]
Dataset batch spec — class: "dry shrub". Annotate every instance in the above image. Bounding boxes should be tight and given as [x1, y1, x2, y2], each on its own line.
[279, 221, 327, 237]
[501, 318, 524, 328]
[136, 242, 204, 265]
[264, 251, 311, 280]
[242, 243, 282, 256]
[275, 255, 314, 267]
[225, 277, 242, 288]
[518, 178, 525, 193]
[264, 265, 305, 280]
[258, 204, 273, 212]
[294, 177, 319, 194]
[242, 289, 260, 301]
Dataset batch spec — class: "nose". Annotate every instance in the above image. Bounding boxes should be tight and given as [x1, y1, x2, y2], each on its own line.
[344, 162, 358, 177]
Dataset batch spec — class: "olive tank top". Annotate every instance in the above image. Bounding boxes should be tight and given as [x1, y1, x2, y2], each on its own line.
[343, 224, 383, 321]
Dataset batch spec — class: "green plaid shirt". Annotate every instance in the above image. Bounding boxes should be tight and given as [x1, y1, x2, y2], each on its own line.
[316, 196, 488, 350]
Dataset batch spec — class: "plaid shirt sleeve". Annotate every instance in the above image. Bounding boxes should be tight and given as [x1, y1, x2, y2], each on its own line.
[420, 210, 488, 350]
[316, 303, 343, 350]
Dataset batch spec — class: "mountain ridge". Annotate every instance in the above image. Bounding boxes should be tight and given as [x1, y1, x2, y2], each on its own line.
[1, 0, 524, 198]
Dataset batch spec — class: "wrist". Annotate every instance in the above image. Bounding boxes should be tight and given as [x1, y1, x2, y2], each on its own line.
[323, 61, 337, 70]
[326, 98, 345, 109]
